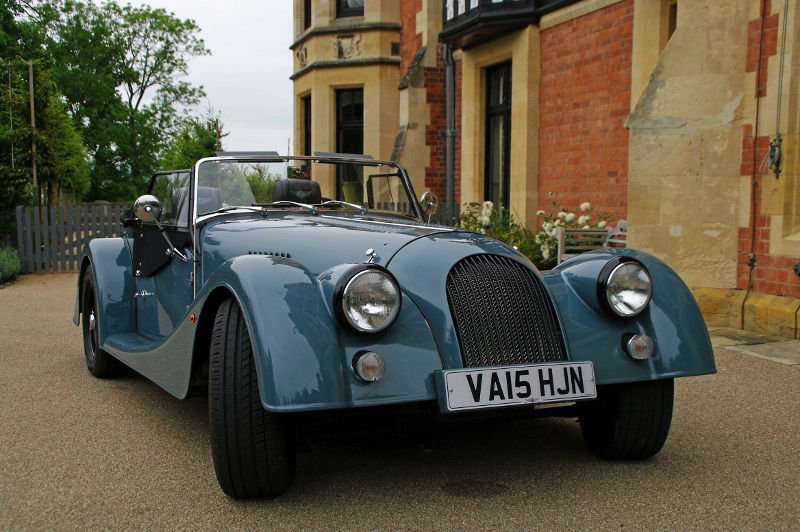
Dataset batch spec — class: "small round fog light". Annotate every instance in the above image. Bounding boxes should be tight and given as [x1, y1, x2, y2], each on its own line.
[625, 334, 654, 360]
[353, 352, 386, 382]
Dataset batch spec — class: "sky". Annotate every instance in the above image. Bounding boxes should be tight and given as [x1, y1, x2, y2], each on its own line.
[140, 0, 295, 153]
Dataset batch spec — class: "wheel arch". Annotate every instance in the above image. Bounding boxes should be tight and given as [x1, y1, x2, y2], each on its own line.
[191, 285, 236, 386]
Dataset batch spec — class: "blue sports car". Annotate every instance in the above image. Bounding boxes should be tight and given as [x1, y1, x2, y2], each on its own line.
[75, 153, 716, 498]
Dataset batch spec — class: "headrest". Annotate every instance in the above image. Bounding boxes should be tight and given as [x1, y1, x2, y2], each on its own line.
[272, 179, 321, 205]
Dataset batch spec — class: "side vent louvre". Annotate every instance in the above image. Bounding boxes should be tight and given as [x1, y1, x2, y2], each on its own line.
[248, 251, 292, 259]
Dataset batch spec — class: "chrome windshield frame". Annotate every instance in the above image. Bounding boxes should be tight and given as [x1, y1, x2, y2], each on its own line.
[189, 154, 425, 298]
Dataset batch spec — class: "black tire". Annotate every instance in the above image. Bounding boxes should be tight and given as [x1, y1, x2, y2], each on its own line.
[578, 378, 674, 460]
[81, 266, 126, 378]
[209, 298, 295, 498]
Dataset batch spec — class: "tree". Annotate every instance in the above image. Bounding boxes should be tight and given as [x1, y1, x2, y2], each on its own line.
[160, 108, 226, 170]
[0, 59, 89, 211]
[48, 0, 210, 201]
[0, 0, 54, 61]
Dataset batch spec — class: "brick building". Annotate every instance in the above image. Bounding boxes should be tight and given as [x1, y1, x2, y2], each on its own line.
[291, 0, 800, 338]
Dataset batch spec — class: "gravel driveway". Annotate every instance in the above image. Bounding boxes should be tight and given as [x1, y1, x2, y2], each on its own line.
[1, 273, 798, 530]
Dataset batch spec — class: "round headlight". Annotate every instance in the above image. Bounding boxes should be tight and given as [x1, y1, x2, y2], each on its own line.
[336, 266, 401, 333]
[599, 258, 652, 317]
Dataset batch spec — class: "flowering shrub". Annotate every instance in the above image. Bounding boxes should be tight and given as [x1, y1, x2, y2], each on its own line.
[460, 201, 537, 260]
[533, 193, 612, 269]
[460, 195, 612, 270]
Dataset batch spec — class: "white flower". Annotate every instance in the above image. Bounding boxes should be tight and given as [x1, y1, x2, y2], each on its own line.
[566, 213, 575, 222]
[557, 211, 567, 220]
[482, 200, 493, 210]
[598, 221, 607, 228]
[546, 228, 556, 237]
[578, 215, 590, 225]
[542, 247, 550, 260]
[479, 215, 491, 227]
[580, 202, 591, 212]
[554, 219, 562, 227]
[536, 210, 545, 216]
[543, 222, 553, 232]
[582, 225, 590, 229]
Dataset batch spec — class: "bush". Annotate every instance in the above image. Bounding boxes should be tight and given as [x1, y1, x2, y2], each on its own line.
[531, 194, 613, 268]
[0, 240, 21, 283]
[460, 201, 541, 266]
[460, 195, 612, 270]
[245, 165, 282, 204]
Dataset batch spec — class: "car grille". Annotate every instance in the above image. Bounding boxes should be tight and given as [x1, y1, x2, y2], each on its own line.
[446, 254, 568, 367]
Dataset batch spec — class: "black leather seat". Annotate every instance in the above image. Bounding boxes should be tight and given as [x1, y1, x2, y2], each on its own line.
[272, 179, 321, 204]
[196, 187, 223, 215]
[179, 187, 223, 219]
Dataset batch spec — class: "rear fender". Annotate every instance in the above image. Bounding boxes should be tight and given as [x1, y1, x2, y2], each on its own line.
[73, 238, 136, 342]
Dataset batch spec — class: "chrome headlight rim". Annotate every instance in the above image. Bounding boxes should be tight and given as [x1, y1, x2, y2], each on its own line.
[597, 257, 652, 318]
[333, 264, 402, 334]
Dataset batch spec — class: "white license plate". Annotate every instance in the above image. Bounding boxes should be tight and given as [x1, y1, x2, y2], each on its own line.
[442, 362, 596, 412]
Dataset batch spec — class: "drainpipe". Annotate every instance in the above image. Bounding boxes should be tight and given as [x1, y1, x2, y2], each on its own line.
[741, 1, 768, 330]
[444, 44, 456, 223]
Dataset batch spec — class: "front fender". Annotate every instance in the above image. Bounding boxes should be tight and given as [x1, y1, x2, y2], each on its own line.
[544, 249, 716, 384]
[202, 255, 442, 413]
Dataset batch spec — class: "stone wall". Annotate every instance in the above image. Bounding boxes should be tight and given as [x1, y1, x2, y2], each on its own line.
[626, 0, 749, 289]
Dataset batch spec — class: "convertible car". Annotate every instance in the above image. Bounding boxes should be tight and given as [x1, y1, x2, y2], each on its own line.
[74, 153, 715, 498]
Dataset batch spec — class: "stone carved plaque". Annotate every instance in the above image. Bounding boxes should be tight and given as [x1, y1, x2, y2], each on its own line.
[333, 33, 361, 60]
[296, 44, 308, 68]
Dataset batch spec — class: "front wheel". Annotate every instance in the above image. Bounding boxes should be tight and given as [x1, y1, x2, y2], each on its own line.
[209, 298, 295, 498]
[578, 378, 674, 460]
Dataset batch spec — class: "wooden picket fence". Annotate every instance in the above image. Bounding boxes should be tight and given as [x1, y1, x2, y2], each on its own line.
[13, 201, 459, 274]
[15, 204, 131, 274]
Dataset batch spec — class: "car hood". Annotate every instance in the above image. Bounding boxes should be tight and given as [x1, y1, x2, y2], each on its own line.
[199, 213, 458, 279]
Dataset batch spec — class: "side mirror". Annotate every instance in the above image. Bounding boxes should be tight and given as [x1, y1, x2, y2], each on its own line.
[133, 195, 162, 223]
[420, 191, 439, 222]
[131, 194, 188, 263]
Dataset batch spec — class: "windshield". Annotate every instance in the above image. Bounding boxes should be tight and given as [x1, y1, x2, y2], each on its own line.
[194, 157, 420, 219]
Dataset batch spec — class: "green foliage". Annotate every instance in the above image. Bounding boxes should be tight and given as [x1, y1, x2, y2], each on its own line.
[1, 1, 216, 206]
[160, 109, 226, 170]
[460, 196, 613, 270]
[0, 59, 89, 211]
[47, 0, 211, 201]
[0, 0, 53, 61]
[532, 193, 613, 268]
[245, 165, 282, 204]
[461, 201, 540, 266]
[0, 240, 22, 282]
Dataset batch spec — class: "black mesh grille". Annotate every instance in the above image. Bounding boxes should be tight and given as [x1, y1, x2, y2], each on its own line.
[446, 254, 567, 367]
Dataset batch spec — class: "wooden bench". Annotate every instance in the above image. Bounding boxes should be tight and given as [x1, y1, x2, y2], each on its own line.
[555, 220, 627, 264]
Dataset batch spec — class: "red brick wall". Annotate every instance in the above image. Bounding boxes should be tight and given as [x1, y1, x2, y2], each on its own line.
[400, 1, 456, 205]
[746, 0, 778, 96]
[424, 46, 447, 200]
[737, 1, 800, 298]
[400, 0, 422, 77]
[538, 0, 633, 221]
